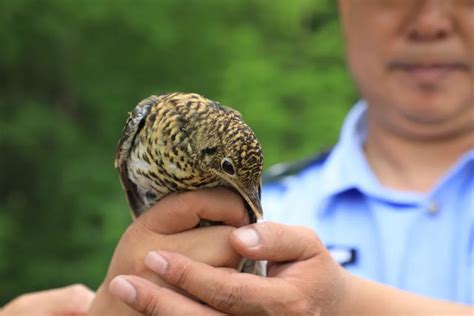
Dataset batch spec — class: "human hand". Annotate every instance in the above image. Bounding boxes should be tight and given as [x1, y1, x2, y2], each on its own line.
[109, 221, 350, 315]
[2, 284, 95, 316]
[87, 188, 249, 316]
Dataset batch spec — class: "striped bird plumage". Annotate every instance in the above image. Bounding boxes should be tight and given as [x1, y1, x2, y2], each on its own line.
[115, 92, 264, 226]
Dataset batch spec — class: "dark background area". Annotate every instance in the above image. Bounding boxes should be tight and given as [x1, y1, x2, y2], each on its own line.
[0, 0, 358, 303]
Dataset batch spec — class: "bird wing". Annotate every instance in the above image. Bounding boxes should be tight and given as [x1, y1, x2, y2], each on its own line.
[114, 96, 158, 218]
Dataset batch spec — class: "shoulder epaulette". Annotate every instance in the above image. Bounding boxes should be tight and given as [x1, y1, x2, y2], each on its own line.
[263, 148, 332, 184]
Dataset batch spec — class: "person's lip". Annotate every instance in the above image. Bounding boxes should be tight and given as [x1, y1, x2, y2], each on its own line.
[388, 61, 469, 82]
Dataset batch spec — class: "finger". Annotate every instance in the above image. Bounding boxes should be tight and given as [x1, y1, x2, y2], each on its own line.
[154, 225, 242, 268]
[144, 251, 288, 314]
[230, 221, 323, 262]
[109, 275, 225, 316]
[4, 284, 95, 315]
[55, 284, 96, 314]
[138, 188, 249, 234]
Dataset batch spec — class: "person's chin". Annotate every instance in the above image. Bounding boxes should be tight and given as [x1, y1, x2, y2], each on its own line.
[390, 75, 467, 113]
[387, 89, 465, 125]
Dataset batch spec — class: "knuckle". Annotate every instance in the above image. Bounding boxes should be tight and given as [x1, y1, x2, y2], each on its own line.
[165, 191, 200, 220]
[204, 280, 243, 311]
[295, 227, 322, 258]
[221, 285, 244, 311]
[141, 292, 163, 316]
[63, 284, 94, 308]
[203, 285, 219, 305]
[178, 190, 200, 208]
[170, 261, 192, 290]
[275, 293, 313, 316]
[65, 284, 90, 296]
[290, 300, 314, 316]
[297, 226, 321, 246]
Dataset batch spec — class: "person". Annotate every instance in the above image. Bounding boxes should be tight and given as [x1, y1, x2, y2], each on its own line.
[3, 0, 473, 315]
[86, 0, 472, 314]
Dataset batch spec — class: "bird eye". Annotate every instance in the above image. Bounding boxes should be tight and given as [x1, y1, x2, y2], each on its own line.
[221, 158, 235, 175]
[145, 191, 157, 201]
[202, 147, 217, 155]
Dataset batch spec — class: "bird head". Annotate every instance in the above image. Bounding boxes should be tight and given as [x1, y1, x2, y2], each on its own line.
[194, 111, 264, 222]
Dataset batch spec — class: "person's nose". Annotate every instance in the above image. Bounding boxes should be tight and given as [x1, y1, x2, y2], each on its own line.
[407, 0, 454, 42]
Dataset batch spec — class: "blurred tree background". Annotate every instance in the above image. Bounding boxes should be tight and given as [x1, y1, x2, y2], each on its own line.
[0, 0, 358, 303]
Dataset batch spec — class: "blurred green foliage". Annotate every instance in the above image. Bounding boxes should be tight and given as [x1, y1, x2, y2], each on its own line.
[0, 0, 357, 303]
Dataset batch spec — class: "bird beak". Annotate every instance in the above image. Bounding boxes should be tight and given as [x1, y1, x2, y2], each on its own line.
[235, 181, 263, 222]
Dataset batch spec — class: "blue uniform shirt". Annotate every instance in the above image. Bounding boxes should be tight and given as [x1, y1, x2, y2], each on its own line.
[262, 101, 474, 304]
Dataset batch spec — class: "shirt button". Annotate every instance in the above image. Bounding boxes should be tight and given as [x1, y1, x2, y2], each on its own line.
[426, 201, 439, 215]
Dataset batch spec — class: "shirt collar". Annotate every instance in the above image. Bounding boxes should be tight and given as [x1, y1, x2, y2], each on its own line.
[316, 100, 474, 215]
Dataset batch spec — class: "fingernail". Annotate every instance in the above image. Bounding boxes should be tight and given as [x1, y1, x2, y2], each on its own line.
[145, 251, 168, 275]
[234, 227, 260, 247]
[109, 276, 136, 305]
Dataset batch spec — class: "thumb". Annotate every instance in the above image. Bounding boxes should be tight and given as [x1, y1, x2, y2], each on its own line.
[229, 221, 323, 262]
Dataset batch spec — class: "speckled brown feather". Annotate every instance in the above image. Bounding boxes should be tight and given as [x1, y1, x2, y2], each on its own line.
[115, 92, 263, 221]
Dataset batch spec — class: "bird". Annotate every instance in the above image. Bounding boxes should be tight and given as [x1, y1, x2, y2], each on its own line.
[114, 92, 264, 273]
